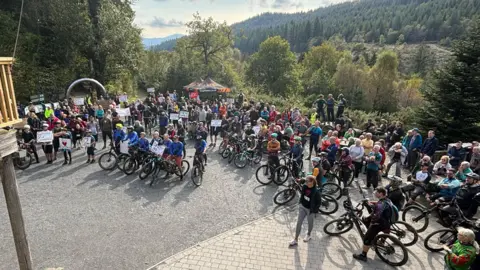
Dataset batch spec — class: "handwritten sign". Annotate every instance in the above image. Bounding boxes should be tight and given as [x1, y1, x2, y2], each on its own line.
[147, 88, 155, 93]
[170, 113, 179, 120]
[211, 120, 222, 127]
[83, 137, 92, 147]
[119, 95, 128, 102]
[179, 111, 189, 118]
[74, 98, 84, 106]
[253, 126, 260, 135]
[59, 138, 72, 150]
[37, 131, 53, 143]
[120, 141, 129, 154]
[151, 145, 166, 156]
[117, 108, 131, 117]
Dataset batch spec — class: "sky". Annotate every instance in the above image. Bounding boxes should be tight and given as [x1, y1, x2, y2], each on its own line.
[132, 0, 348, 38]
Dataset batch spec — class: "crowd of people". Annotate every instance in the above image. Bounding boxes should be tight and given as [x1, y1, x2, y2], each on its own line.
[18, 91, 480, 269]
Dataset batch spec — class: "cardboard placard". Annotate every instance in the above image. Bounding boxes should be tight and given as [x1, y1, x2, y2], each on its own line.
[59, 138, 72, 150]
[147, 88, 155, 93]
[83, 137, 92, 147]
[119, 95, 128, 102]
[179, 111, 189, 118]
[74, 98, 85, 105]
[117, 108, 131, 117]
[170, 113, 179, 120]
[120, 141, 129, 154]
[211, 120, 222, 127]
[37, 131, 53, 143]
[151, 145, 166, 156]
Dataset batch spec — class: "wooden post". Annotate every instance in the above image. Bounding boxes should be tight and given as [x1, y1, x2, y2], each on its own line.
[1, 146, 33, 270]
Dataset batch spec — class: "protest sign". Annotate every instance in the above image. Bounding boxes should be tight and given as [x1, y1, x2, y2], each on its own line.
[83, 137, 92, 147]
[179, 111, 189, 118]
[147, 88, 155, 93]
[151, 145, 166, 156]
[35, 105, 44, 113]
[170, 113, 179, 120]
[59, 138, 72, 150]
[74, 98, 85, 105]
[119, 95, 128, 102]
[117, 108, 131, 117]
[37, 131, 53, 143]
[253, 126, 260, 135]
[211, 120, 222, 127]
[53, 102, 60, 109]
[120, 141, 129, 154]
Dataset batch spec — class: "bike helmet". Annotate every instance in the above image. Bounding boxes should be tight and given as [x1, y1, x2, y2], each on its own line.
[23, 125, 30, 130]
[271, 133, 278, 138]
[116, 123, 123, 129]
[319, 152, 328, 157]
[196, 134, 203, 140]
[294, 136, 302, 141]
[311, 157, 321, 163]
[467, 172, 480, 180]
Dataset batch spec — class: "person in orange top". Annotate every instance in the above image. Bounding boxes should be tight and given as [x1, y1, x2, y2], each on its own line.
[331, 131, 341, 146]
[219, 104, 227, 118]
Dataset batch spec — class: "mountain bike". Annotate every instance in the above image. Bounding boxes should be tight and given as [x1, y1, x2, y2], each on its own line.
[98, 142, 130, 171]
[123, 147, 150, 175]
[323, 187, 409, 266]
[190, 154, 204, 187]
[233, 148, 262, 168]
[273, 177, 339, 215]
[401, 197, 450, 232]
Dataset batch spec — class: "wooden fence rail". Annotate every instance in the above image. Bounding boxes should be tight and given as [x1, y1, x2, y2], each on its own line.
[0, 57, 21, 128]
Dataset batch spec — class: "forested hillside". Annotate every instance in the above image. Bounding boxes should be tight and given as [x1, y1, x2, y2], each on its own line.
[233, 0, 480, 53]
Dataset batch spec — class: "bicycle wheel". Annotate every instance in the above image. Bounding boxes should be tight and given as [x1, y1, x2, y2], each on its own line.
[218, 141, 227, 154]
[261, 140, 268, 154]
[191, 165, 203, 187]
[221, 148, 231, 159]
[390, 221, 418, 247]
[228, 151, 236, 164]
[234, 152, 248, 168]
[273, 188, 297, 205]
[252, 151, 262, 164]
[347, 174, 355, 187]
[323, 218, 354, 236]
[14, 152, 32, 170]
[139, 161, 155, 180]
[181, 160, 190, 176]
[255, 164, 273, 185]
[123, 158, 138, 175]
[424, 229, 456, 252]
[321, 183, 342, 200]
[326, 173, 341, 186]
[318, 194, 339, 215]
[98, 152, 117, 171]
[273, 165, 290, 185]
[373, 234, 408, 266]
[401, 204, 429, 232]
[116, 154, 130, 172]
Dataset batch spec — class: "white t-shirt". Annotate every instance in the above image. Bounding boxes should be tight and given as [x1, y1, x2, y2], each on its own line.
[415, 171, 429, 182]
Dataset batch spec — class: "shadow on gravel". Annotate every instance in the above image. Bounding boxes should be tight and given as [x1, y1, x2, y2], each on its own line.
[81, 169, 137, 190]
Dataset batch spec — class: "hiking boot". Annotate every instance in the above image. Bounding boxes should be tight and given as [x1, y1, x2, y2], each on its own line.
[353, 253, 367, 262]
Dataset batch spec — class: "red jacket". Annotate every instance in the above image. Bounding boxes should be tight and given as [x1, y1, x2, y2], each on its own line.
[379, 147, 386, 165]
[269, 111, 278, 123]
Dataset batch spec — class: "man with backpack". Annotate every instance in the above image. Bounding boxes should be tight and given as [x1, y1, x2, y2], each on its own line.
[353, 187, 398, 262]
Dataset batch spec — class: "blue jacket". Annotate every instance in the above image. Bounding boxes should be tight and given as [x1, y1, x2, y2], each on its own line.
[290, 144, 303, 161]
[163, 140, 172, 155]
[170, 141, 184, 156]
[438, 177, 461, 198]
[139, 138, 150, 151]
[408, 135, 422, 150]
[126, 131, 139, 146]
[326, 143, 338, 161]
[260, 110, 269, 120]
[421, 137, 438, 157]
[448, 146, 465, 167]
[309, 126, 322, 141]
[159, 115, 169, 127]
[113, 129, 126, 142]
[195, 140, 207, 154]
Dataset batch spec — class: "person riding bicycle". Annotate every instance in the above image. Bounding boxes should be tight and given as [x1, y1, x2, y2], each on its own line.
[311, 156, 326, 185]
[319, 152, 332, 175]
[244, 123, 255, 137]
[246, 134, 258, 151]
[353, 187, 395, 262]
[289, 136, 303, 178]
[22, 125, 40, 163]
[267, 133, 281, 178]
[194, 134, 207, 172]
[138, 132, 150, 152]
[427, 168, 461, 206]
[150, 131, 164, 146]
[126, 126, 139, 147]
[440, 172, 480, 222]
[168, 135, 184, 172]
[113, 123, 126, 151]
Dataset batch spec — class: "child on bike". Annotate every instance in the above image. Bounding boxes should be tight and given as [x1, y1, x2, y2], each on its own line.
[169, 135, 184, 170]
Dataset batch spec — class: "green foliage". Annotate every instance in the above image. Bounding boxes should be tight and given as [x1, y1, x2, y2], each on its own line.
[246, 36, 302, 96]
[233, 0, 480, 53]
[417, 19, 480, 143]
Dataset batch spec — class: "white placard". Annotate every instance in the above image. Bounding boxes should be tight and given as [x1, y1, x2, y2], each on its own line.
[179, 111, 189, 118]
[37, 131, 53, 143]
[253, 126, 260, 135]
[169, 94, 176, 100]
[147, 88, 155, 93]
[170, 113, 179, 120]
[35, 105, 44, 113]
[119, 95, 128, 102]
[59, 138, 72, 150]
[151, 145, 166, 156]
[83, 137, 92, 147]
[117, 108, 131, 117]
[24, 107, 29, 116]
[53, 102, 60, 109]
[18, 149, 26, 158]
[227, 98, 234, 104]
[211, 120, 222, 127]
[119, 141, 129, 154]
[74, 98, 85, 105]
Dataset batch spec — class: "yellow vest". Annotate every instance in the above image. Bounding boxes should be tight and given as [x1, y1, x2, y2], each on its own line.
[310, 112, 317, 124]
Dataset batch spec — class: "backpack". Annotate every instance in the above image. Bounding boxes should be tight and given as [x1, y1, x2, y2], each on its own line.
[383, 199, 399, 224]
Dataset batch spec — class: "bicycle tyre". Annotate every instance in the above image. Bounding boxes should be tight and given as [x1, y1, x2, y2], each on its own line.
[391, 221, 418, 247]
[228, 151, 235, 164]
[323, 218, 354, 236]
[255, 164, 273, 185]
[123, 158, 138, 175]
[318, 194, 339, 215]
[139, 161, 155, 180]
[191, 166, 203, 187]
[373, 234, 408, 267]
[401, 204, 429, 232]
[326, 173, 342, 186]
[424, 228, 456, 252]
[273, 188, 297, 205]
[273, 165, 290, 185]
[14, 152, 32, 170]
[98, 152, 117, 171]
[181, 160, 190, 176]
[321, 183, 342, 200]
[253, 151, 262, 164]
[221, 148, 231, 159]
[116, 153, 130, 172]
[234, 152, 248, 168]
